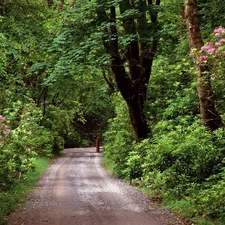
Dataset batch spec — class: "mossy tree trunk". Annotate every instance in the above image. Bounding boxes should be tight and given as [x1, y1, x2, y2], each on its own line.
[184, 0, 222, 131]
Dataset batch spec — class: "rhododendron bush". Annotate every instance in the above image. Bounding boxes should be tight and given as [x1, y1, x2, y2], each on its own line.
[0, 103, 54, 191]
[189, 26, 225, 115]
[191, 27, 225, 79]
[0, 115, 9, 135]
[200, 27, 225, 64]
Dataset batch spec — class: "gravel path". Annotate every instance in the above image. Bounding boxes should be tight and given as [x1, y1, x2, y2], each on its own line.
[7, 147, 182, 225]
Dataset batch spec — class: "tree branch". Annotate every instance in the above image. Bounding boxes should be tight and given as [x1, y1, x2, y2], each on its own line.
[119, 0, 140, 81]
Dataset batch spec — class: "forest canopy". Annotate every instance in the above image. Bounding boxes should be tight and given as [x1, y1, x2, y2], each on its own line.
[0, 0, 225, 224]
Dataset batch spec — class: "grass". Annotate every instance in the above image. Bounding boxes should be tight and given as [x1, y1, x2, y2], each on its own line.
[0, 157, 50, 225]
[101, 155, 115, 173]
[163, 199, 198, 218]
[159, 197, 225, 225]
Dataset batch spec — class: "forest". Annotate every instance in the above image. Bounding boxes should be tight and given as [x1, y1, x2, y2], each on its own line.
[0, 0, 225, 224]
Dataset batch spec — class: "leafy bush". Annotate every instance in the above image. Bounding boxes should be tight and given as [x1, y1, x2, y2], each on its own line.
[0, 129, 36, 191]
[123, 139, 149, 182]
[141, 122, 224, 195]
[0, 102, 54, 191]
[103, 93, 134, 177]
[0, 157, 50, 225]
[42, 103, 84, 153]
[194, 169, 225, 218]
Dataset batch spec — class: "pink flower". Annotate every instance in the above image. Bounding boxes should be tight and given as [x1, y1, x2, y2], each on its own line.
[215, 42, 221, 46]
[215, 33, 221, 37]
[189, 53, 194, 57]
[0, 115, 6, 121]
[201, 45, 212, 50]
[199, 55, 208, 61]
[220, 38, 225, 43]
[214, 27, 225, 33]
[208, 48, 216, 53]
[1, 124, 9, 129]
[3, 129, 9, 134]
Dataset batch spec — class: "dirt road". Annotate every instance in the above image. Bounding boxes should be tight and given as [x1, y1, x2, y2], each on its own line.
[8, 148, 182, 225]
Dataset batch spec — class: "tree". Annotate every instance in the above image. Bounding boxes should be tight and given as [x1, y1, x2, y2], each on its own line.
[95, 0, 161, 141]
[184, 0, 222, 131]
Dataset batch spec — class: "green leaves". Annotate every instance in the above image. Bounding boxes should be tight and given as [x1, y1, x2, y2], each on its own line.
[0, 103, 47, 190]
[119, 9, 140, 20]
[103, 93, 134, 177]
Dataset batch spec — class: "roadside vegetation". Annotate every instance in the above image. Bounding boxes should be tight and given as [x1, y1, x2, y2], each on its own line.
[0, 157, 50, 225]
[1, 1, 225, 224]
[103, 94, 225, 225]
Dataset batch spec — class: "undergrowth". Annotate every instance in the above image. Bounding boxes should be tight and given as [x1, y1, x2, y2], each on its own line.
[103, 94, 225, 225]
[0, 157, 50, 225]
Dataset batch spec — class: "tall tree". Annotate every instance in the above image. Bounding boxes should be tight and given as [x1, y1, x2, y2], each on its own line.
[184, 0, 222, 131]
[96, 0, 161, 141]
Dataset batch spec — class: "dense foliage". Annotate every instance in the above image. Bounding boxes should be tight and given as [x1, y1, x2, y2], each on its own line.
[0, 0, 113, 191]
[1, 0, 225, 224]
[103, 1, 225, 224]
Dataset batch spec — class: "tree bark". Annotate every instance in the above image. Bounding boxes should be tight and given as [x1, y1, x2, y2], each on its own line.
[47, 0, 53, 8]
[184, 0, 222, 131]
[96, 0, 160, 141]
[58, 0, 64, 12]
[0, 0, 8, 16]
[0, 0, 4, 16]
[102, 70, 115, 94]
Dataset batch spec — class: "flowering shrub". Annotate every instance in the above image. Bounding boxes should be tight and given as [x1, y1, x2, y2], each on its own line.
[0, 103, 54, 191]
[0, 111, 35, 190]
[190, 27, 225, 76]
[189, 26, 225, 113]
[0, 115, 10, 135]
[200, 27, 225, 60]
[189, 27, 225, 71]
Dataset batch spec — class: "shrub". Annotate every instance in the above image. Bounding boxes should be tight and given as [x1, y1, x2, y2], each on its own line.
[0, 102, 54, 190]
[103, 93, 134, 177]
[141, 122, 225, 198]
[194, 169, 225, 218]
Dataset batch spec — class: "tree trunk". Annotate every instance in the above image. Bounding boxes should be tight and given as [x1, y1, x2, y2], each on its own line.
[58, 0, 64, 12]
[47, 0, 53, 8]
[96, 0, 160, 141]
[127, 94, 150, 141]
[0, 0, 4, 16]
[184, 0, 222, 131]
[0, 0, 8, 16]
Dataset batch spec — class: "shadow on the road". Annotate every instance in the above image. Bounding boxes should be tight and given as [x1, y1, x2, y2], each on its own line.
[64, 147, 103, 155]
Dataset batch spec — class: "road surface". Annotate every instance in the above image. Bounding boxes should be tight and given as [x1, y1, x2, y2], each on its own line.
[8, 147, 182, 225]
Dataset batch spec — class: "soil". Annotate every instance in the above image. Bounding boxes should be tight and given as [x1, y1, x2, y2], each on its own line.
[7, 147, 184, 225]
